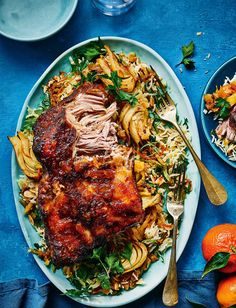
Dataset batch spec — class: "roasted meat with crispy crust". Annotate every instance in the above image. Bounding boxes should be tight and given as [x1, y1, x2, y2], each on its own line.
[33, 105, 77, 170]
[39, 155, 143, 267]
[33, 82, 143, 267]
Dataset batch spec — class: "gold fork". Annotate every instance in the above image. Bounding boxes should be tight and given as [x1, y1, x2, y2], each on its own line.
[152, 71, 227, 206]
[162, 163, 186, 306]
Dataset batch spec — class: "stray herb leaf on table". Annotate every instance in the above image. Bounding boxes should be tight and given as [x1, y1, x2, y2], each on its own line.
[182, 41, 195, 58]
[177, 41, 195, 70]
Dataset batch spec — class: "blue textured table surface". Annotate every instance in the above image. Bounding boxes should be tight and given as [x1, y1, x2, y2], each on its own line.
[0, 0, 235, 307]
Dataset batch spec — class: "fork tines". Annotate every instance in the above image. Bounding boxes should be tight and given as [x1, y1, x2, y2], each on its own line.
[172, 163, 187, 202]
[150, 65, 174, 107]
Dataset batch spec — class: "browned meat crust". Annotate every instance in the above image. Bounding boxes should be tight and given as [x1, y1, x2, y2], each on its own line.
[33, 105, 77, 170]
[33, 82, 144, 267]
[39, 156, 143, 267]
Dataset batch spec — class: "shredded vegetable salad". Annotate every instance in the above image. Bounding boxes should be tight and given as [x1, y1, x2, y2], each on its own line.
[204, 74, 236, 161]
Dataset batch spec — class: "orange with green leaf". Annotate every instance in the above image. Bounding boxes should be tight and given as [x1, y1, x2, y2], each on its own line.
[202, 224, 236, 275]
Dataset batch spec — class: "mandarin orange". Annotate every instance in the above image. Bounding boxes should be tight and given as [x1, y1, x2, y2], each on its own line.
[216, 275, 236, 308]
[202, 224, 236, 273]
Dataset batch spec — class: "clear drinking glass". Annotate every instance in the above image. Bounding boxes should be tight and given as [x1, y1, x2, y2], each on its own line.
[92, 0, 136, 16]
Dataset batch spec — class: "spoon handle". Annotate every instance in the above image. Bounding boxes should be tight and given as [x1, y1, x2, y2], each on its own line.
[175, 124, 227, 206]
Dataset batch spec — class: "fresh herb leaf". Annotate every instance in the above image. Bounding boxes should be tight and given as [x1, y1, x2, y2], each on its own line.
[201, 251, 230, 278]
[182, 41, 195, 58]
[182, 58, 195, 69]
[164, 122, 174, 129]
[90, 246, 110, 278]
[22, 96, 50, 131]
[162, 189, 168, 213]
[98, 273, 111, 290]
[102, 71, 138, 106]
[177, 41, 195, 70]
[76, 264, 90, 282]
[74, 58, 89, 73]
[112, 259, 124, 274]
[215, 98, 231, 119]
[109, 71, 122, 88]
[105, 251, 124, 274]
[65, 288, 89, 297]
[154, 250, 165, 263]
[105, 253, 117, 269]
[149, 135, 156, 142]
[91, 246, 103, 260]
[34, 243, 41, 249]
[166, 158, 170, 165]
[186, 298, 208, 308]
[85, 71, 97, 83]
[185, 182, 192, 194]
[73, 38, 105, 63]
[210, 129, 217, 137]
[163, 166, 170, 181]
[71, 38, 105, 76]
[148, 109, 161, 128]
[32, 207, 44, 228]
[118, 89, 137, 106]
[121, 242, 132, 261]
[72, 61, 97, 86]
[183, 117, 189, 128]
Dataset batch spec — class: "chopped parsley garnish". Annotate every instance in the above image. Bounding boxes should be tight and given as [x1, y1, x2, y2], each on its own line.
[22, 95, 50, 131]
[66, 242, 132, 297]
[102, 71, 138, 106]
[177, 41, 195, 70]
[71, 38, 105, 82]
[183, 117, 189, 128]
[85, 71, 97, 83]
[71, 58, 89, 74]
[72, 38, 105, 64]
[148, 109, 161, 128]
[215, 97, 231, 119]
[65, 288, 90, 297]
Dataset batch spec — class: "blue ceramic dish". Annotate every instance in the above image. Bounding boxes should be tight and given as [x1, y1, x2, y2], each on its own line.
[0, 0, 78, 41]
[200, 57, 236, 168]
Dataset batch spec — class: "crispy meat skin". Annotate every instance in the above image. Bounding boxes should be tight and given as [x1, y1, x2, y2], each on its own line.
[33, 82, 143, 267]
[39, 157, 143, 267]
[33, 105, 76, 170]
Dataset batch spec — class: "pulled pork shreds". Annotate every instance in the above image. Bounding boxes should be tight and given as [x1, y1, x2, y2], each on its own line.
[216, 105, 236, 142]
[66, 93, 117, 155]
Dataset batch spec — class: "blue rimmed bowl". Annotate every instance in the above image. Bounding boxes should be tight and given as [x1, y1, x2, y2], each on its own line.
[0, 0, 78, 41]
[200, 57, 236, 168]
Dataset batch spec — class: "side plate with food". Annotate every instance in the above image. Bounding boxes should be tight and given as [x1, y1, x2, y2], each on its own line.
[201, 56, 236, 168]
[10, 37, 200, 307]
